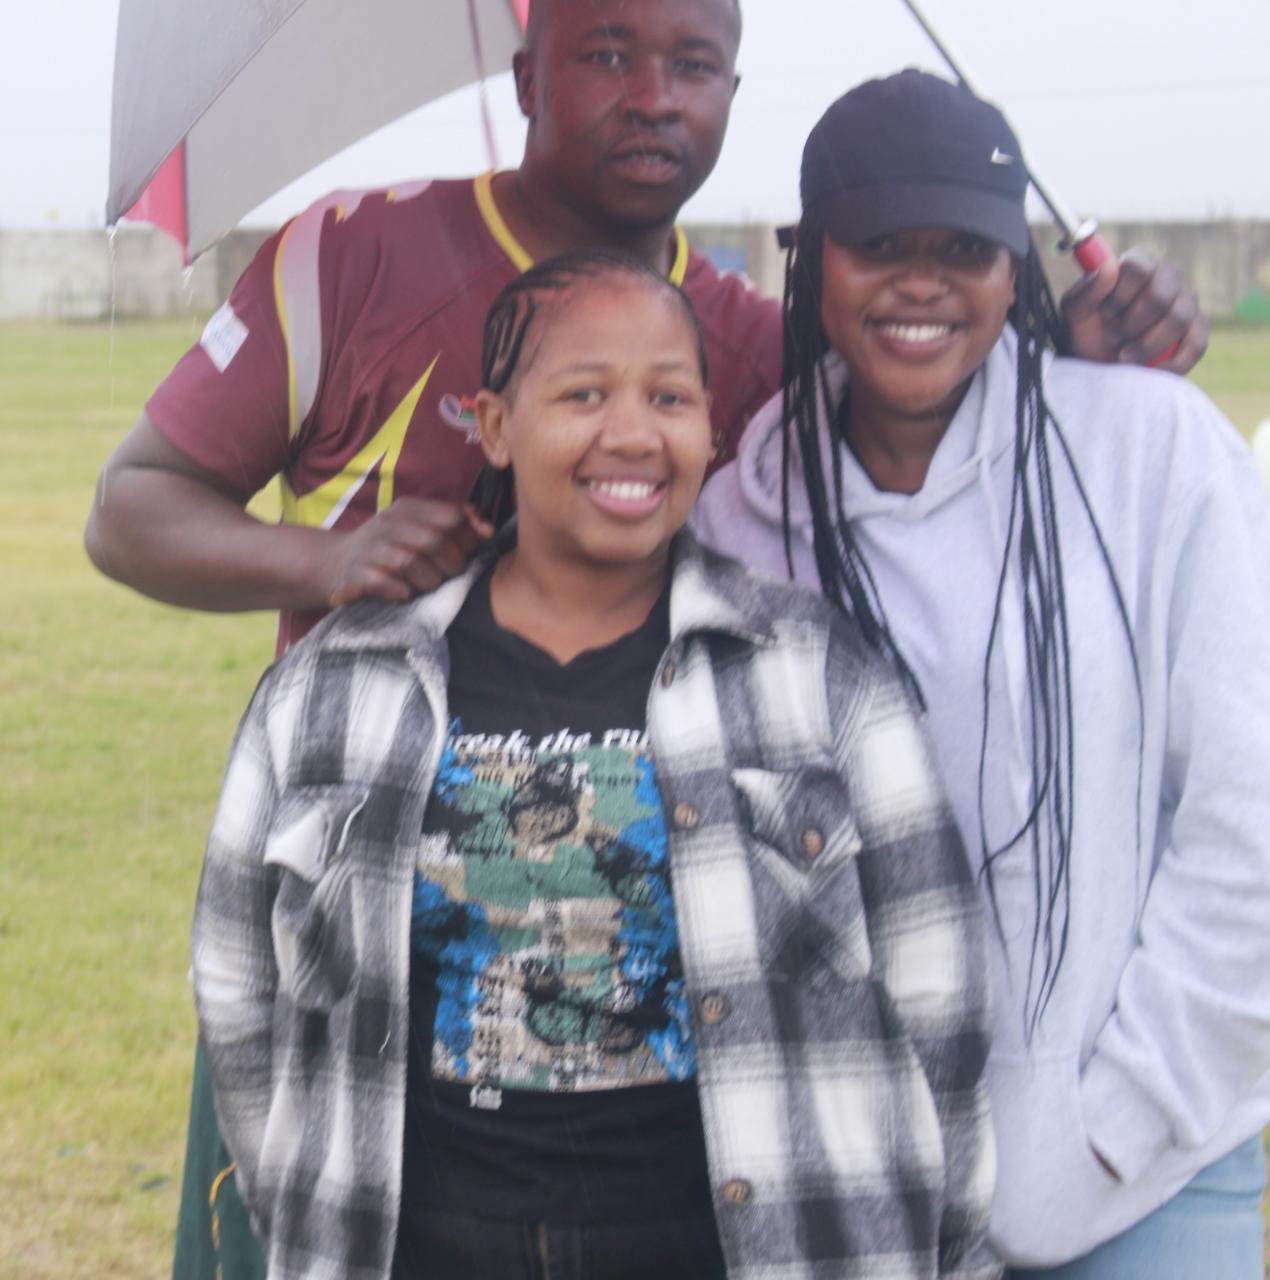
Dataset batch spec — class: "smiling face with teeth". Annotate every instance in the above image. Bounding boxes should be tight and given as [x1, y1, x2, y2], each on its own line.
[475, 275, 713, 579]
[818, 226, 1017, 482]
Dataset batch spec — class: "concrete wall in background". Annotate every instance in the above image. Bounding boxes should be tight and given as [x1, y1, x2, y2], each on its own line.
[1032, 220, 1270, 322]
[2, 221, 1269, 322]
[0, 226, 271, 321]
[688, 219, 1270, 323]
[1095, 221, 1270, 322]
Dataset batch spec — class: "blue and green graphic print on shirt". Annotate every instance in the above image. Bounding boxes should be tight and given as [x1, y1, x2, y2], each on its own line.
[412, 719, 694, 1093]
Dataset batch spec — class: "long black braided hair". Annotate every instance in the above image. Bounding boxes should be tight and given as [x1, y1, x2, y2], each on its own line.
[468, 248, 709, 530]
[781, 209, 1144, 1035]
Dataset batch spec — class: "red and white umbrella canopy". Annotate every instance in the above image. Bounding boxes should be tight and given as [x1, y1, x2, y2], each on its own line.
[107, 0, 527, 259]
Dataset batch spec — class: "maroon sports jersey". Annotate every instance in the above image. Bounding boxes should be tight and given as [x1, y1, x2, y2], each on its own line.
[148, 174, 781, 651]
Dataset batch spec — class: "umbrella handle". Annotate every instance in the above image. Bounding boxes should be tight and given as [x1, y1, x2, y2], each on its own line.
[1069, 229, 1181, 367]
[1072, 232, 1114, 273]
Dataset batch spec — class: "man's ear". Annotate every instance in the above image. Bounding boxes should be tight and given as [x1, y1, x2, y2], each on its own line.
[475, 389, 513, 468]
[512, 48, 535, 120]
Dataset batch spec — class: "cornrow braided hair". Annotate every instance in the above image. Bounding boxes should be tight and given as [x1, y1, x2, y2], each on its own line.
[780, 217, 1144, 1035]
[468, 248, 709, 529]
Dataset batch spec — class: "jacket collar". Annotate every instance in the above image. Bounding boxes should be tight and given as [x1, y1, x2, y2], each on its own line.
[666, 528, 778, 649]
[312, 525, 776, 660]
[314, 533, 506, 657]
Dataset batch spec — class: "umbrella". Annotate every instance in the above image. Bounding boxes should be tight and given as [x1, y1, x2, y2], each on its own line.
[107, 0, 527, 259]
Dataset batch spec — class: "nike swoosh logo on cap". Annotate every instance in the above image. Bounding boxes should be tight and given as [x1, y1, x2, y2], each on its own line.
[990, 148, 1016, 165]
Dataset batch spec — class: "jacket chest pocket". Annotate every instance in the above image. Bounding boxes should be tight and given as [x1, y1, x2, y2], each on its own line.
[264, 785, 370, 1012]
[730, 765, 872, 980]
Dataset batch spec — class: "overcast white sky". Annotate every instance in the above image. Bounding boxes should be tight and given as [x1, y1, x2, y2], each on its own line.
[4, 0, 1269, 235]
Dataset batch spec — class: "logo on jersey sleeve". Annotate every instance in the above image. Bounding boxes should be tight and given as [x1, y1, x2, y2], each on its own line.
[200, 302, 249, 372]
[439, 392, 482, 444]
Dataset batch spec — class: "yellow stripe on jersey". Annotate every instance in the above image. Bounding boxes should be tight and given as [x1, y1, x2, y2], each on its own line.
[272, 220, 300, 440]
[669, 227, 689, 286]
[281, 355, 440, 530]
[475, 170, 692, 286]
[475, 170, 533, 272]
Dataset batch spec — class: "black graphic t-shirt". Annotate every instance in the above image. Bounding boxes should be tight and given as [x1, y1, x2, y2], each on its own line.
[401, 568, 713, 1224]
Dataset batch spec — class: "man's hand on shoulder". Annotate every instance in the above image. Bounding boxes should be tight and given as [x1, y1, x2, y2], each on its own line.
[1060, 246, 1209, 375]
[325, 500, 494, 607]
[85, 412, 492, 613]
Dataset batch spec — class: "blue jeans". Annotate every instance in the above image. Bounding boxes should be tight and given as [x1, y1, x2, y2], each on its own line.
[1006, 1134, 1268, 1280]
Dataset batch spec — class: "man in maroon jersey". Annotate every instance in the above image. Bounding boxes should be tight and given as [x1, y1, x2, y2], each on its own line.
[82, 2, 1207, 1277]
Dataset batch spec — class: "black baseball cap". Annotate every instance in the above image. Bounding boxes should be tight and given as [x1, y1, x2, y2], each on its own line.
[799, 69, 1031, 257]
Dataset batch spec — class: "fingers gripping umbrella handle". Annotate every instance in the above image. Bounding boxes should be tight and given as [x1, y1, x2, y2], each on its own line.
[1066, 224, 1179, 366]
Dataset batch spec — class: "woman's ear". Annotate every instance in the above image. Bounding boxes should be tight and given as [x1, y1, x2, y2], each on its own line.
[474, 389, 513, 469]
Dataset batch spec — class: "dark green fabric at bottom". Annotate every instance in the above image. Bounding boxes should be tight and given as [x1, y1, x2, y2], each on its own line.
[173, 1039, 266, 1280]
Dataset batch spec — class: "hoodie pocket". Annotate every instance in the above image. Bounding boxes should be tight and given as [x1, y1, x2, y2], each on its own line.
[987, 1052, 1122, 1265]
[264, 786, 368, 1012]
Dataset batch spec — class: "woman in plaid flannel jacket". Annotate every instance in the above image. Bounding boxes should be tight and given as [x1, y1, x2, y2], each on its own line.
[193, 251, 997, 1280]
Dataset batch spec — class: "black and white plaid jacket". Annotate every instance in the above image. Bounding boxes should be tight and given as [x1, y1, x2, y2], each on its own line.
[192, 530, 998, 1280]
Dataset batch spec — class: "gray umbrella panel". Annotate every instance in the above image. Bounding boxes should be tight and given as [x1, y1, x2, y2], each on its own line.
[108, 0, 523, 256]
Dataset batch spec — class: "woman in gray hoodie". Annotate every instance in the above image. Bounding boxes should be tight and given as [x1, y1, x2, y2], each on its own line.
[695, 69, 1270, 1279]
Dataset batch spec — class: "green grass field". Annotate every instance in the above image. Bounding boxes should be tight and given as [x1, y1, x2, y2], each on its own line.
[2, 320, 1268, 1277]
[1190, 323, 1270, 440]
